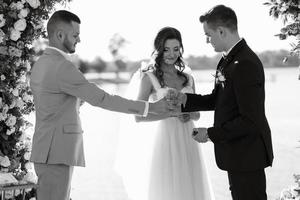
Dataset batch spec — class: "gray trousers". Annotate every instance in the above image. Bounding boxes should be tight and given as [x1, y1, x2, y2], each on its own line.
[34, 163, 74, 200]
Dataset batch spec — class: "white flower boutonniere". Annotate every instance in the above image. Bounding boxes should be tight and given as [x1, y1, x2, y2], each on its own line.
[214, 69, 226, 88]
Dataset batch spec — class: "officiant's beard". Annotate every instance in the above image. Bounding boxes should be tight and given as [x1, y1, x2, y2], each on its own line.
[63, 38, 76, 54]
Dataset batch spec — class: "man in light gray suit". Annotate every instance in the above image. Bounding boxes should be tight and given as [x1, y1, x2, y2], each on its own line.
[30, 10, 174, 200]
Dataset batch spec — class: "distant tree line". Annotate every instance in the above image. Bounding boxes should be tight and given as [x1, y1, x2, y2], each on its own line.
[77, 49, 300, 74]
[185, 49, 299, 70]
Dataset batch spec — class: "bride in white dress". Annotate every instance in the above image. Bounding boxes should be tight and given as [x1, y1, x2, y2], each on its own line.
[115, 27, 214, 200]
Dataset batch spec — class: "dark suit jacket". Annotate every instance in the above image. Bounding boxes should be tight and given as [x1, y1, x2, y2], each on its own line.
[182, 39, 273, 171]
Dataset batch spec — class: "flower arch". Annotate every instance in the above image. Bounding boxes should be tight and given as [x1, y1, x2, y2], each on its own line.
[0, 0, 71, 199]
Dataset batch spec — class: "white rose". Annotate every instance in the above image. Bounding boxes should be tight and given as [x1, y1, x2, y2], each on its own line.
[24, 152, 31, 160]
[24, 162, 33, 171]
[10, 29, 21, 41]
[1, 75, 5, 81]
[6, 115, 17, 126]
[0, 156, 11, 167]
[29, 198, 37, 200]
[12, 88, 19, 96]
[0, 14, 6, 28]
[10, 2, 24, 10]
[6, 127, 15, 135]
[22, 171, 38, 184]
[16, 98, 25, 108]
[26, 0, 40, 9]
[218, 75, 226, 82]
[23, 93, 33, 102]
[18, 8, 29, 18]
[14, 18, 27, 31]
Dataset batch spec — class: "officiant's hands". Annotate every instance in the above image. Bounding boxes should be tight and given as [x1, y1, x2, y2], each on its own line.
[192, 127, 209, 143]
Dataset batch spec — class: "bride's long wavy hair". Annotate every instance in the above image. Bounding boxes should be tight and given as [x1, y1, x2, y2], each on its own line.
[144, 27, 188, 87]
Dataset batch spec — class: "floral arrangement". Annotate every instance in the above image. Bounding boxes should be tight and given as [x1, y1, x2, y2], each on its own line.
[264, 0, 300, 59]
[214, 69, 226, 88]
[0, 0, 71, 199]
[165, 88, 181, 107]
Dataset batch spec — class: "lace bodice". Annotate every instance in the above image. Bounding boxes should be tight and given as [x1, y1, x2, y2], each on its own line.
[145, 72, 194, 101]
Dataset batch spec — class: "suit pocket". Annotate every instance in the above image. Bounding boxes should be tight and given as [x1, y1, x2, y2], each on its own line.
[63, 124, 83, 134]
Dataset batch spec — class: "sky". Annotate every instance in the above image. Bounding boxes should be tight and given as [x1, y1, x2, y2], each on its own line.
[55, 0, 291, 61]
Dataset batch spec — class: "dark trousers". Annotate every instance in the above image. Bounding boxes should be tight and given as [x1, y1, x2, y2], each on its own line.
[227, 169, 267, 200]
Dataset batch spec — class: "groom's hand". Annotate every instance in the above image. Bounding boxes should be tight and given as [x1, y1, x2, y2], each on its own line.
[192, 127, 209, 143]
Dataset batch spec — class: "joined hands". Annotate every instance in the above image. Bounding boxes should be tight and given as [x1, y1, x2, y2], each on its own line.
[149, 88, 187, 115]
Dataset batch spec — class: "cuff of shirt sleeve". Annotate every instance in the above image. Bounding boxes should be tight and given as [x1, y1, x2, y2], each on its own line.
[143, 101, 149, 117]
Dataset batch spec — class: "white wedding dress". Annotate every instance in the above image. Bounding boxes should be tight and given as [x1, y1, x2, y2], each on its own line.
[115, 69, 215, 200]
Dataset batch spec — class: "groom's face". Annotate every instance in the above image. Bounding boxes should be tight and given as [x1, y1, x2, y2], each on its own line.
[203, 22, 224, 52]
[62, 21, 80, 54]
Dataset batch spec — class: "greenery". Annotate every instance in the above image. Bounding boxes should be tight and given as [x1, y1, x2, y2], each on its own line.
[0, 0, 71, 199]
[275, 174, 300, 200]
[264, 0, 300, 59]
[264, 2, 299, 199]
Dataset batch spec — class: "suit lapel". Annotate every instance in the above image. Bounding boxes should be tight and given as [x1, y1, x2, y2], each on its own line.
[221, 39, 247, 69]
[214, 39, 247, 91]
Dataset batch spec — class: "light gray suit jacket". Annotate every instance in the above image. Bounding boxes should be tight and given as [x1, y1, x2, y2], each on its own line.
[30, 48, 146, 167]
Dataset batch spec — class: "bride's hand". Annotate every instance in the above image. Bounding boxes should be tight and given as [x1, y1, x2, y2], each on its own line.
[177, 113, 191, 123]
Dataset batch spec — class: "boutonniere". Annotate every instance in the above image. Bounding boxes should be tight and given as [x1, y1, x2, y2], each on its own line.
[213, 69, 226, 88]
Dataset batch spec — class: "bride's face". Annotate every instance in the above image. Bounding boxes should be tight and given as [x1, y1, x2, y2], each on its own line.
[162, 39, 181, 65]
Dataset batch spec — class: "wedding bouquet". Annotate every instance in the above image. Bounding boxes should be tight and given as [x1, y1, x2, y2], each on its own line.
[165, 88, 180, 106]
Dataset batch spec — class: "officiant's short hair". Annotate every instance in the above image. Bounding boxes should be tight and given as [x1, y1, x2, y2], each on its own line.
[199, 5, 237, 32]
[47, 10, 81, 37]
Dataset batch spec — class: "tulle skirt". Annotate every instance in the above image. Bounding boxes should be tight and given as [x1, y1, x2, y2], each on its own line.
[114, 116, 214, 200]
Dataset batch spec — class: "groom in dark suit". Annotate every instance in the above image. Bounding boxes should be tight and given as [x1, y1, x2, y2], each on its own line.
[180, 5, 274, 200]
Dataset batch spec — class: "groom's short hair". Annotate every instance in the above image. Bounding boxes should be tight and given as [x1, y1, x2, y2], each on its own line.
[199, 5, 237, 32]
[47, 10, 81, 38]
